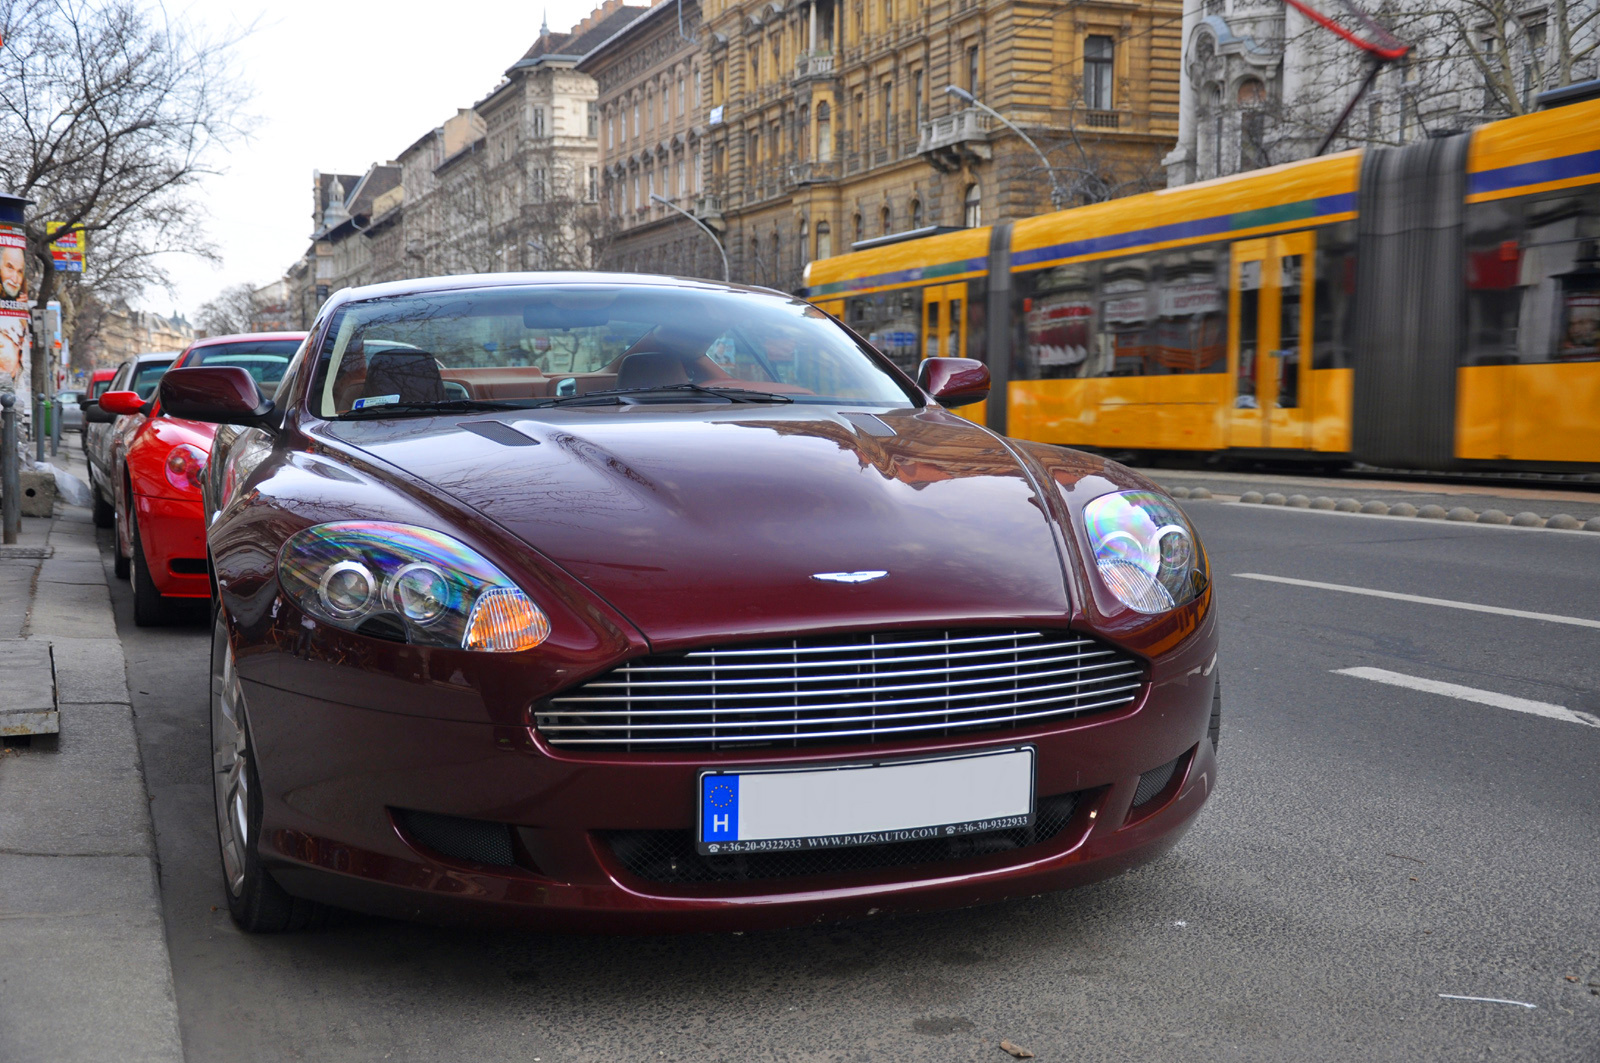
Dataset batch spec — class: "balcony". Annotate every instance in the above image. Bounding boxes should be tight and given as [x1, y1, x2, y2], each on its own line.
[793, 51, 835, 82]
[788, 159, 841, 186]
[918, 108, 993, 172]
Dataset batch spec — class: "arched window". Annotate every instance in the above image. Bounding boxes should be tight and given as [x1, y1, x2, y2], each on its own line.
[1238, 78, 1267, 171]
[853, 212, 863, 243]
[910, 198, 922, 228]
[963, 183, 980, 227]
[799, 103, 810, 160]
[799, 217, 809, 266]
[880, 205, 891, 234]
[817, 102, 832, 161]
[816, 220, 831, 259]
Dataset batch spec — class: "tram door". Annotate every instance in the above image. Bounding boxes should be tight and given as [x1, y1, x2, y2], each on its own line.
[922, 283, 983, 422]
[1228, 233, 1314, 449]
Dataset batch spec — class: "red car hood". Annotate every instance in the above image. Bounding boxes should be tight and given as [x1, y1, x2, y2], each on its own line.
[326, 405, 1072, 647]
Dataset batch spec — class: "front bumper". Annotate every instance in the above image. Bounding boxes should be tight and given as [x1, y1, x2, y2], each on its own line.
[237, 613, 1219, 932]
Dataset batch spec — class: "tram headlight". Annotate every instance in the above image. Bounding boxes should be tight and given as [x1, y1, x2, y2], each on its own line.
[1082, 491, 1208, 614]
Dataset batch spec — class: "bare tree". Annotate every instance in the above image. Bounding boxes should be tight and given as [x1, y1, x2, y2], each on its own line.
[196, 282, 256, 336]
[0, 0, 252, 393]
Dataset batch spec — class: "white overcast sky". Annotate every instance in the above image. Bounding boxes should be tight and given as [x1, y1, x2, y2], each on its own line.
[156, 0, 600, 317]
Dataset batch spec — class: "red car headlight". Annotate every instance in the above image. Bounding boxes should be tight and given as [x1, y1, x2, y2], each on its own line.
[165, 443, 207, 493]
[277, 521, 550, 651]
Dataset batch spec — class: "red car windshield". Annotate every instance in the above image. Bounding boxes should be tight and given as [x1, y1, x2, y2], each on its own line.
[130, 360, 174, 400]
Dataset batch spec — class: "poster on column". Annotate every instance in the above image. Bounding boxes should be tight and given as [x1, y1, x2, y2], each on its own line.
[0, 223, 32, 403]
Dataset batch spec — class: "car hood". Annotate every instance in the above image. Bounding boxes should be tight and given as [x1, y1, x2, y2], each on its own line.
[324, 405, 1072, 646]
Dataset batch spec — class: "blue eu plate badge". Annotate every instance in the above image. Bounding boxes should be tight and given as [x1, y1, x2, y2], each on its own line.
[701, 774, 739, 849]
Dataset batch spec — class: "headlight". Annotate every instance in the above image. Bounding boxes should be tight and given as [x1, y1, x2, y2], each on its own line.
[1082, 490, 1207, 614]
[165, 443, 207, 493]
[278, 521, 550, 651]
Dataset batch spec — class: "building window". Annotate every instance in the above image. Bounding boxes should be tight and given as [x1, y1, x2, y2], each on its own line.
[693, 149, 702, 191]
[964, 182, 980, 227]
[799, 217, 809, 266]
[853, 211, 863, 242]
[660, 79, 668, 124]
[913, 69, 924, 127]
[967, 45, 979, 93]
[532, 107, 546, 137]
[646, 89, 654, 130]
[910, 198, 922, 227]
[750, 131, 760, 169]
[634, 100, 640, 136]
[676, 156, 685, 197]
[799, 103, 810, 160]
[1085, 36, 1114, 111]
[817, 221, 831, 259]
[694, 65, 702, 107]
[606, 109, 614, 148]
[881, 80, 892, 131]
[678, 72, 686, 115]
[772, 36, 781, 72]
[817, 102, 832, 161]
[882, 0, 892, 27]
[1239, 78, 1268, 169]
[588, 166, 598, 201]
[881, 205, 892, 234]
[587, 102, 598, 138]
[752, 44, 760, 83]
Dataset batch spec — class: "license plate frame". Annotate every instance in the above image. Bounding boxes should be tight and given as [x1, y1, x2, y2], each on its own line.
[696, 746, 1035, 855]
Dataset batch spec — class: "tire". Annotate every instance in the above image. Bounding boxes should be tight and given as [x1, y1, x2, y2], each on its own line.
[210, 614, 325, 933]
[131, 518, 175, 626]
[1208, 670, 1222, 752]
[91, 488, 114, 529]
[113, 503, 130, 580]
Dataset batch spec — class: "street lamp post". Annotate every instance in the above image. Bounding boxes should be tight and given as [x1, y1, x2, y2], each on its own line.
[649, 193, 729, 283]
[944, 85, 1067, 211]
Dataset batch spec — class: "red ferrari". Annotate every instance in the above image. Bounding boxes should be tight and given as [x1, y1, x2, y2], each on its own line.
[97, 332, 307, 624]
[158, 275, 1219, 934]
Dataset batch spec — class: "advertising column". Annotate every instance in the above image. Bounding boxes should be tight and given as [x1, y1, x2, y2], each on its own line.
[0, 194, 32, 408]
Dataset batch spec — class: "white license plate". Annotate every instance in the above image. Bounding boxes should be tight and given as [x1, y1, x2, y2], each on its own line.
[697, 747, 1034, 854]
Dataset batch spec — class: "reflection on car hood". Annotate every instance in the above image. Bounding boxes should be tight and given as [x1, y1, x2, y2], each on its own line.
[325, 406, 1071, 646]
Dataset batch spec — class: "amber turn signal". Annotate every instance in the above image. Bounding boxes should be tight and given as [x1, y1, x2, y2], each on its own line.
[464, 587, 551, 652]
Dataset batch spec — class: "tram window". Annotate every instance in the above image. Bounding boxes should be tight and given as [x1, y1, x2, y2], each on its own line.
[1237, 259, 1261, 407]
[1018, 263, 1099, 380]
[965, 278, 988, 365]
[1278, 255, 1302, 409]
[1466, 188, 1600, 364]
[1101, 257, 1155, 377]
[1313, 223, 1357, 370]
[845, 288, 922, 375]
[1154, 246, 1227, 374]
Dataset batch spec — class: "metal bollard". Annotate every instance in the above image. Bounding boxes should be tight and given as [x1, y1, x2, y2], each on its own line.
[2, 392, 19, 545]
[32, 392, 43, 463]
[50, 396, 60, 456]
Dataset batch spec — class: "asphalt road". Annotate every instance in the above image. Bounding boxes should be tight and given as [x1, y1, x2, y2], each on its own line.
[107, 500, 1600, 1062]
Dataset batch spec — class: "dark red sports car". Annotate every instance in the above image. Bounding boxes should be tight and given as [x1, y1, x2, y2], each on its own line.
[158, 275, 1219, 933]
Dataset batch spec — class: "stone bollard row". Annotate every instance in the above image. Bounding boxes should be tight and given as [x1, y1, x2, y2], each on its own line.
[1198, 485, 1600, 531]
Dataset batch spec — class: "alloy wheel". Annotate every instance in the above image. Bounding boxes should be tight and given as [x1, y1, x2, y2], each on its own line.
[211, 617, 250, 897]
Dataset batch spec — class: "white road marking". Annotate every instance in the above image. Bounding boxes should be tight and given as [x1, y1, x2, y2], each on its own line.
[1234, 572, 1600, 630]
[1438, 995, 1537, 1009]
[1334, 667, 1600, 729]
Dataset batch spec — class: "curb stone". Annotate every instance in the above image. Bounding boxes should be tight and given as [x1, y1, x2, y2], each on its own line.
[1177, 482, 1600, 533]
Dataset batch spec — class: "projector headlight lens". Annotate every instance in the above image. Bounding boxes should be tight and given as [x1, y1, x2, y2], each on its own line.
[1082, 490, 1207, 614]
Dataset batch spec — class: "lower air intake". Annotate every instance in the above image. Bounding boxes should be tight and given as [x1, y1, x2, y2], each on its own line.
[1132, 754, 1183, 808]
[393, 809, 516, 867]
[604, 790, 1086, 885]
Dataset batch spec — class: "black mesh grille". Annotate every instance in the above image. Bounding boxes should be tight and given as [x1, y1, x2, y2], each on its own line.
[1132, 755, 1182, 808]
[604, 790, 1086, 884]
[393, 809, 516, 867]
[539, 629, 1145, 752]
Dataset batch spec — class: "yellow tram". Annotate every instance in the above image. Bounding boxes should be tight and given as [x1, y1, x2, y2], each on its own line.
[803, 94, 1600, 471]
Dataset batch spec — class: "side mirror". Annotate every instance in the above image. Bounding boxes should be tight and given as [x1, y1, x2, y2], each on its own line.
[98, 390, 148, 416]
[158, 366, 277, 429]
[916, 357, 990, 408]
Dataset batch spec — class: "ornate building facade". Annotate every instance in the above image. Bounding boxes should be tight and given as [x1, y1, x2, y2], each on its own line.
[694, 0, 1184, 291]
[580, 0, 722, 280]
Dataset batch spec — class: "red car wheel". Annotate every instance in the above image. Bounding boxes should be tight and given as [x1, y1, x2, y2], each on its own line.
[131, 514, 176, 627]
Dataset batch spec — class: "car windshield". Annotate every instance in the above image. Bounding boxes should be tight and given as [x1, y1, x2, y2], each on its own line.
[131, 360, 174, 400]
[91, 379, 112, 398]
[185, 340, 301, 389]
[309, 284, 913, 418]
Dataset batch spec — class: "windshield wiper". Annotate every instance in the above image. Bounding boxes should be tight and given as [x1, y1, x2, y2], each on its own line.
[339, 399, 530, 419]
[532, 383, 793, 407]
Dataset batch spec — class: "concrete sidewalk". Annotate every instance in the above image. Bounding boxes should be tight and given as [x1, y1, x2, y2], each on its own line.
[0, 446, 185, 1063]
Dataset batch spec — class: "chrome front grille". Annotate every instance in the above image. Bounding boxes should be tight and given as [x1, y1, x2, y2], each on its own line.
[537, 629, 1145, 751]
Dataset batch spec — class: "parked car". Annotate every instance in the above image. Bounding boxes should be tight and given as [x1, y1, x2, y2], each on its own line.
[55, 389, 84, 438]
[94, 333, 306, 624]
[78, 367, 117, 448]
[85, 352, 179, 529]
[162, 274, 1219, 934]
